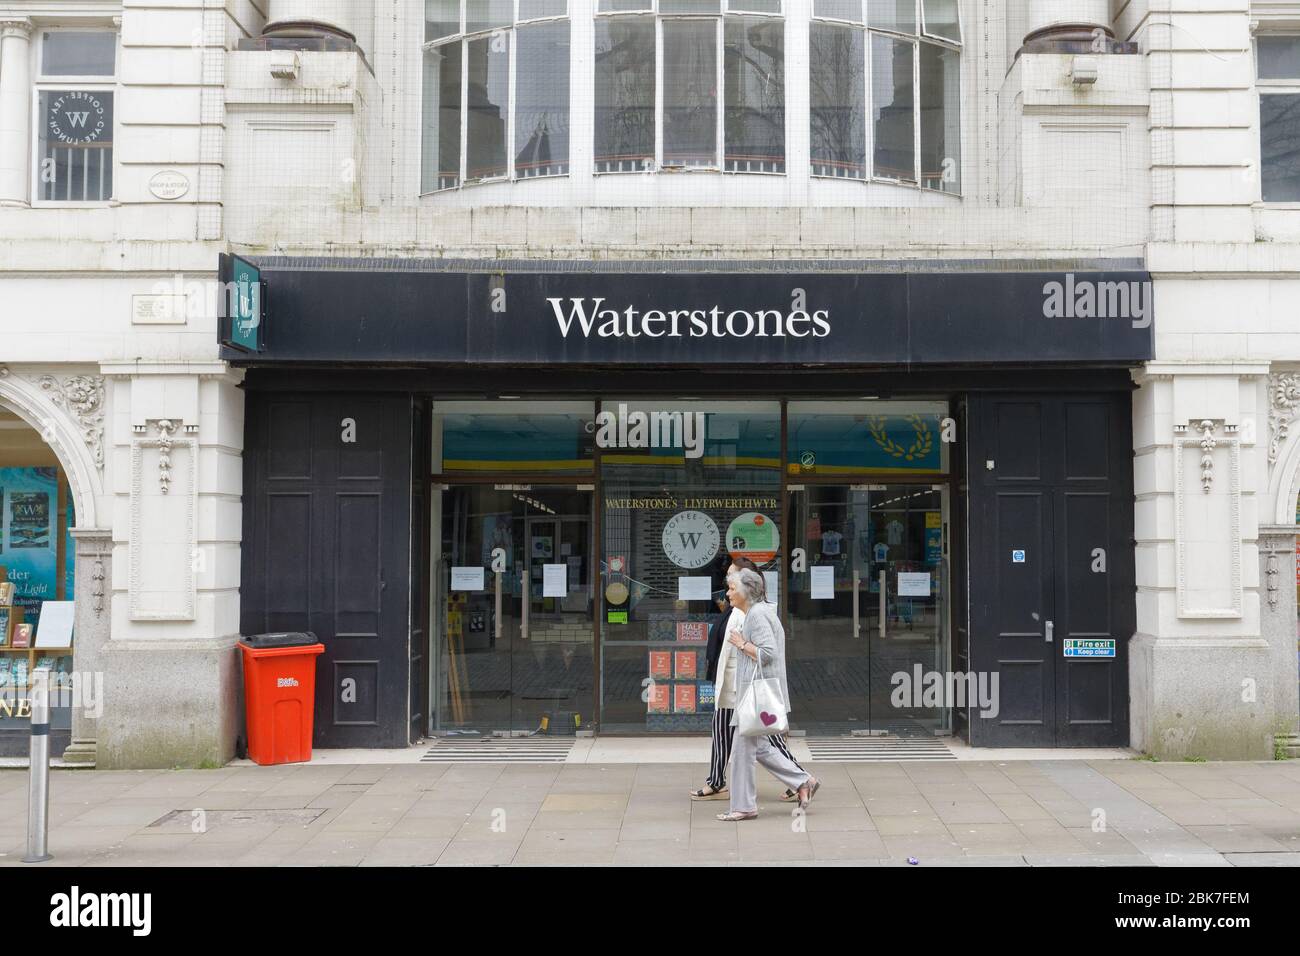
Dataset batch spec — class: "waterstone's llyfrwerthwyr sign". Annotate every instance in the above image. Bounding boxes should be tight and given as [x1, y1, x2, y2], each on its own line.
[45, 91, 112, 145]
[661, 511, 720, 569]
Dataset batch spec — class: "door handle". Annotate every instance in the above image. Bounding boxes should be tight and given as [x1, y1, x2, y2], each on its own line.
[852, 569, 860, 639]
[878, 570, 886, 639]
[522, 564, 529, 640]
[1045, 620, 1054, 643]
[494, 567, 502, 640]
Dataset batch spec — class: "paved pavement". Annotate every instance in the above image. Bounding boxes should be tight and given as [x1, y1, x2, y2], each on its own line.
[1, 758, 1298, 866]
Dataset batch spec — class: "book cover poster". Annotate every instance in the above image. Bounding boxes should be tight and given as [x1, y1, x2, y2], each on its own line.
[676, 621, 707, 642]
[646, 683, 670, 714]
[648, 651, 672, 680]
[674, 683, 697, 713]
[697, 681, 716, 713]
[674, 650, 697, 679]
[0, 468, 63, 631]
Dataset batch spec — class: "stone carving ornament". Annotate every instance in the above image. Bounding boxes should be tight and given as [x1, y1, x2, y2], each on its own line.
[1269, 371, 1300, 467]
[35, 373, 106, 470]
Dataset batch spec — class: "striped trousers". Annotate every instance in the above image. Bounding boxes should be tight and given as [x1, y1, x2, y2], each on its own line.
[707, 706, 804, 791]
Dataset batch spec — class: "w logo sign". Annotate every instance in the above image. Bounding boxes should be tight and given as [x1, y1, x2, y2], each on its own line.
[64, 111, 90, 128]
[662, 511, 720, 569]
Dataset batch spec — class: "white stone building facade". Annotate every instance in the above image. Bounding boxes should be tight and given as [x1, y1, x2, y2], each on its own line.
[0, 0, 1294, 765]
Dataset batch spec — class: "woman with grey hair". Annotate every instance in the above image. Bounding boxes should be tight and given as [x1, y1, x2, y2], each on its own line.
[716, 567, 820, 822]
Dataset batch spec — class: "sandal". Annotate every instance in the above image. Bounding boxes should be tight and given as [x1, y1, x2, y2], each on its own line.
[690, 785, 729, 801]
[716, 810, 758, 822]
[797, 775, 821, 810]
[779, 788, 798, 802]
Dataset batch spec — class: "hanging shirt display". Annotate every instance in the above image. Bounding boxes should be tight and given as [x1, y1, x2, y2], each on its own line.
[821, 529, 843, 555]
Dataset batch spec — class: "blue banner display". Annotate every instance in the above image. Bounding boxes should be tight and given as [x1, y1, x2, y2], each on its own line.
[0, 467, 69, 630]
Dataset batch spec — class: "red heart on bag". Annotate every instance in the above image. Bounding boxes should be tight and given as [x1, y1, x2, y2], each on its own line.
[760, 712, 777, 726]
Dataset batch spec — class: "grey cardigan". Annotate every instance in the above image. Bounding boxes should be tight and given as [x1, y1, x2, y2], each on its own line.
[730, 600, 792, 715]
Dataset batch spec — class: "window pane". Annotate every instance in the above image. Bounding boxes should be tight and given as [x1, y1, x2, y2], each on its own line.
[594, 17, 656, 171]
[813, 0, 862, 22]
[466, 34, 510, 178]
[661, 0, 722, 12]
[41, 32, 115, 76]
[425, 0, 461, 41]
[516, 21, 571, 177]
[919, 41, 958, 191]
[725, 17, 785, 172]
[466, 0, 513, 33]
[422, 43, 462, 191]
[809, 23, 864, 178]
[729, 0, 782, 12]
[1258, 36, 1300, 80]
[37, 90, 113, 201]
[872, 34, 914, 181]
[663, 19, 718, 167]
[1261, 94, 1300, 201]
[599, 0, 652, 11]
[519, 0, 567, 19]
[868, 0, 916, 34]
[921, 0, 959, 42]
[37, 90, 114, 201]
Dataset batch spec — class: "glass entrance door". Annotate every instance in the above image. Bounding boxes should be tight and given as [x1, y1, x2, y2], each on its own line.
[436, 485, 594, 735]
[786, 483, 950, 735]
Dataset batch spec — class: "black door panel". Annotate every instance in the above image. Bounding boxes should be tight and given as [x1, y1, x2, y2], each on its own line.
[968, 393, 1132, 747]
[242, 392, 414, 748]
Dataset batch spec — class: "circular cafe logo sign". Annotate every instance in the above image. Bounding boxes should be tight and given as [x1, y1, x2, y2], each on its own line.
[47, 91, 110, 145]
[661, 511, 720, 569]
[726, 512, 780, 564]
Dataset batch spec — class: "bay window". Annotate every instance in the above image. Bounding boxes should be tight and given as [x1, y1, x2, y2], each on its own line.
[422, 0, 570, 191]
[594, 0, 785, 174]
[35, 29, 116, 202]
[810, 0, 961, 193]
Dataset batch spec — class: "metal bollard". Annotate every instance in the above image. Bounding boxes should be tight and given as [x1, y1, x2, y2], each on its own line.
[23, 667, 52, 863]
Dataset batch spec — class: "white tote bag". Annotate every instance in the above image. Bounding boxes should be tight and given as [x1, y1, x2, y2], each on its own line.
[732, 654, 788, 737]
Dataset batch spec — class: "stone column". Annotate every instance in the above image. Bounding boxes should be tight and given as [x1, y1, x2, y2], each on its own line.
[1259, 525, 1300, 751]
[61, 529, 113, 766]
[0, 18, 33, 206]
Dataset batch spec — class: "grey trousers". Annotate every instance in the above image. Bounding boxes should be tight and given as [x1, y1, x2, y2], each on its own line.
[729, 731, 811, 814]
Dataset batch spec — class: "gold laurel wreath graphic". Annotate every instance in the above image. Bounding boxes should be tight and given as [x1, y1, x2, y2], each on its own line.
[866, 415, 934, 462]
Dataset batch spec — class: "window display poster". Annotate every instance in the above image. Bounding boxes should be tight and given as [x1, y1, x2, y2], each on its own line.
[647, 683, 670, 714]
[450, 566, 486, 591]
[898, 572, 931, 597]
[648, 651, 672, 680]
[810, 565, 835, 599]
[678, 576, 713, 601]
[0, 468, 64, 630]
[542, 563, 567, 597]
[674, 683, 697, 713]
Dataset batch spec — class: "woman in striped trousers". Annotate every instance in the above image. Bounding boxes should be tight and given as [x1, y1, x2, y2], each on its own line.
[690, 559, 805, 800]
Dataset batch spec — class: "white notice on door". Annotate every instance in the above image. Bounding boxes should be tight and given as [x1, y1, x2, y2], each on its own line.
[678, 576, 713, 601]
[542, 563, 568, 597]
[810, 565, 835, 599]
[897, 572, 931, 597]
[450, 566, 485, 592]
[763, 570, 780, 605]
